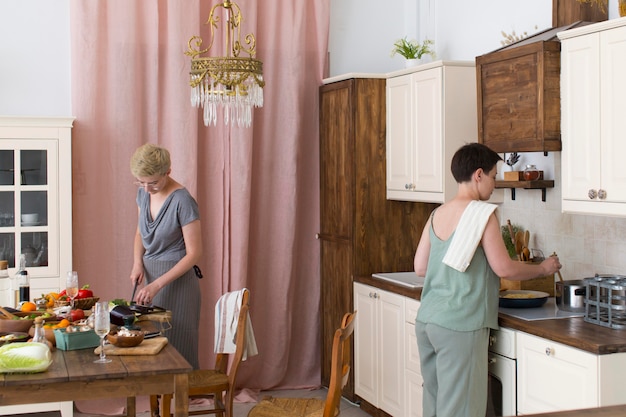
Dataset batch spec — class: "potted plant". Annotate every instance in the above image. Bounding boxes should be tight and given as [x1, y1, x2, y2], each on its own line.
[390, 37, 436, 66]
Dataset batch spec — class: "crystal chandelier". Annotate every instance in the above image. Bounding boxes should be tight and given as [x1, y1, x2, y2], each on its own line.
[186, 0, 265, 128]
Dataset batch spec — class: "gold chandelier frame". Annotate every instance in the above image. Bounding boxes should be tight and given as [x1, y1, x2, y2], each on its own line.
[186, 0, 265, 127]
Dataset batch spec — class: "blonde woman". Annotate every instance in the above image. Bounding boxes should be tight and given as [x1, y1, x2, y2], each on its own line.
[130, 143, 202, 368]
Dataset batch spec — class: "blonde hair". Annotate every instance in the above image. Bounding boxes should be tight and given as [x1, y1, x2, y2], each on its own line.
[130, 143, 171, 177]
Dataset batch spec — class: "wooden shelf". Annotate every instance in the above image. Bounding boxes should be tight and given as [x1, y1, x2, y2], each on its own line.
[495, 180, 555, 202]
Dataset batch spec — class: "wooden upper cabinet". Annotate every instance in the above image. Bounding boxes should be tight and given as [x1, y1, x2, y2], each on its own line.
[476, 23, 588, 154]
[552, 0, 607, 27]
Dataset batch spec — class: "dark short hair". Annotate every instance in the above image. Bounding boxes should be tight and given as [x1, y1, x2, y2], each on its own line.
[450, 143, 502, 183]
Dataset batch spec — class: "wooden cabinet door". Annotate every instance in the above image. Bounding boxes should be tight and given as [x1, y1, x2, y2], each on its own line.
[354, 282, 379, 405]
[517, 332, 598, 414]
[378, 289, 405, 416]
[386, 75, 415, 193]
[412, 68, 443, 194]
[561, 32, 601, 203]
[319, 80, 355, 398]
[599, 25, 626, 203]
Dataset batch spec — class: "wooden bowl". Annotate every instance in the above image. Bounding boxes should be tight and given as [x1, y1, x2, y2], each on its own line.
[0, 332, 29, 346]
[0, 312, 54, 334]
[72, 297, 99, 310]
[107, 329, 144, 348]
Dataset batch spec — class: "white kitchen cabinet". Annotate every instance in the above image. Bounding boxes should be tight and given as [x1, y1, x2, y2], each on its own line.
[386, 61, 485, 204]
[0, 116, 74, 417]
[516, 331, 626, 415]
[405, 297, 423, 417]
[0, 116, 74, 298]
[559, 19, 626, 217]
[354, 282, 405, 416]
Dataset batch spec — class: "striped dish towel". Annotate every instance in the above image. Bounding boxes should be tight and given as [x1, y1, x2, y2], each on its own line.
[214, 289, 258, 360]
[442, 200, 497, 272]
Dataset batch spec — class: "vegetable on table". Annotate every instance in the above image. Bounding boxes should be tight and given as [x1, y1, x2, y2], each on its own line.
[76, 285, 94, 299]
[0, 342, 52, 373]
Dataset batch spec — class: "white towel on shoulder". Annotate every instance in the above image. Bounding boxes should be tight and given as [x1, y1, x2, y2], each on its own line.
[214, 288, 259, 360]
[442, 200, 497, 272]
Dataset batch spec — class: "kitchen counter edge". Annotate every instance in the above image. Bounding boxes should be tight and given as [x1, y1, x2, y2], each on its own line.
[354, 275, 626, 355]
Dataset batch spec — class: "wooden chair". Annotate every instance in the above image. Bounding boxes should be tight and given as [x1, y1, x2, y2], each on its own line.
[150, 289, 251, 417]
[246, 311, 356, 417]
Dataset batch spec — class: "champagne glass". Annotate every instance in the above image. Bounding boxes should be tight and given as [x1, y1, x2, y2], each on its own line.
[93, 300, 112, 363]
[66, 271, 79, 309]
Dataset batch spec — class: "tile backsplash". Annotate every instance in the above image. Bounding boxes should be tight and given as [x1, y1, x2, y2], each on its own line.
[497, 153, 626, 280]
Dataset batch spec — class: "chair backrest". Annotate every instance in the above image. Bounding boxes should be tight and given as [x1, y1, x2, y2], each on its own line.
[215, 289, 250, 390]
[323, 311, 356, 417]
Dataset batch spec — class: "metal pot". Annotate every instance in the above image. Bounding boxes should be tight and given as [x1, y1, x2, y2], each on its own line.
[555, 280, 586, 312]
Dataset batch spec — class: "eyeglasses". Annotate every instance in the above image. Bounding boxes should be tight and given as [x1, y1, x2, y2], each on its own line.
[133, 178, 161, 189]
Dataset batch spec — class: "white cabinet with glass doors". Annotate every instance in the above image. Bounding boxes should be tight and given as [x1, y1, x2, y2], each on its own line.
[0, 116, 74, 302]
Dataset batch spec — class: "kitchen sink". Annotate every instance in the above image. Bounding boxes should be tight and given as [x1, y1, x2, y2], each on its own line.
[372, 272, 425, 289]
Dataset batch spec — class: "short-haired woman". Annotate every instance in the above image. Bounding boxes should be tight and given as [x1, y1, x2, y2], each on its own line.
[413, 143, 562, 416]
[130, 143, 202, 368]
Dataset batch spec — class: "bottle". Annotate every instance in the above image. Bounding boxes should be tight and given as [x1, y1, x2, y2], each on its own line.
[0, 260, 9, 307]
[31, 316, 47, 344]
[16, 254, 30, 305]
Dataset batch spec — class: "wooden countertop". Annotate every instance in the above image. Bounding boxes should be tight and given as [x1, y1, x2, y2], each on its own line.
[355, 275, 626, 355]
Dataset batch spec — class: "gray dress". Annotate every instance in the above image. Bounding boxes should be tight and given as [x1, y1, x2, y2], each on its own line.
[137, 187, 201, 369]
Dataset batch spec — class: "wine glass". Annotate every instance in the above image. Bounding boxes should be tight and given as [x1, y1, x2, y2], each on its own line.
[66, 271, 79, 309]
[93, 300, 112, 363]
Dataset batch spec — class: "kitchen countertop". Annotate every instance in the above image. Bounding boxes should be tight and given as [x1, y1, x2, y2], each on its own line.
[355, 275, 626, 355]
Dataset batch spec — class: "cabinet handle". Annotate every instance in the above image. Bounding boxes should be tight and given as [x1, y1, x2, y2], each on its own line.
[488, 357, 496, 365]
[598, 189, 607, 200]
[368, 292, 378, 299]
[588, 189, 597, 200]
[489, 335, 496, 346]
[545, 347, 553, 356]
[315, 233, 320, 239]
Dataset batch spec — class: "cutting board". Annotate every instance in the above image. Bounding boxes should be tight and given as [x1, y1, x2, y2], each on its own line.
[94, 336, 168, 356]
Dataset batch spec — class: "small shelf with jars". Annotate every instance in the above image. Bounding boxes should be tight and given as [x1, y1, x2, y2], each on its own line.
[497, 163, 555, 202]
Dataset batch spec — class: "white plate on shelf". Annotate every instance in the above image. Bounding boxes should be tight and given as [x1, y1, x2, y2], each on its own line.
[21, 222, 40, 226]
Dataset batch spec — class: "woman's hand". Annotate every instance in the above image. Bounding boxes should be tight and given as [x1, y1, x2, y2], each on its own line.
[136, 282, 160, 305]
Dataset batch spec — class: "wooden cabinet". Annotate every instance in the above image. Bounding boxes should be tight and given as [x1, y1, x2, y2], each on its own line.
[404, 297, 423, 417]
[354, 282, 405, 416]
[559, 20, 626, 217]
[319, 77, 436, 401]
[386, 62, 484, 204]
[516, 331, 626, 414]
[0, 116, 73, 417]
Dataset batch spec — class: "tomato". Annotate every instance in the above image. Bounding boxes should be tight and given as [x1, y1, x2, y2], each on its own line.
[69, 309, 85, 322]
[76, 285, 94, 299]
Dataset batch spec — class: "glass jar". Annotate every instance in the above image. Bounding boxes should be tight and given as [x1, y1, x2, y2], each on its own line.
[523, 164, 540, 181]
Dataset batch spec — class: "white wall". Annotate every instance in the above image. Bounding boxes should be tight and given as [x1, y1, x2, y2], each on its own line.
[329, 0, 622, 76]
[0, 0, 71, 116]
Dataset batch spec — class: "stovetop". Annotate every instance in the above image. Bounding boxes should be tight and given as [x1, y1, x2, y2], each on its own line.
[499, 297, 585, 321]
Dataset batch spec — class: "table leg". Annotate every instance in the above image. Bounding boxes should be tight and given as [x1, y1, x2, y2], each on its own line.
[172, 373, 189, 417]
[126, 397, 136, 417]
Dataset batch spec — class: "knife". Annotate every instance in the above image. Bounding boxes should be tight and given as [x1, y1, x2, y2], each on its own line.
[131, 280, 138, 303]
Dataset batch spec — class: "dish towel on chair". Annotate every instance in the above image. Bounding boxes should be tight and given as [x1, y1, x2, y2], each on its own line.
[214, 288, 258, 360]
[442, 200, 497, 272]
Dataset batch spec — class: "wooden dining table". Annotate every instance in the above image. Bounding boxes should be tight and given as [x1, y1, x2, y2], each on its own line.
[0, 341, 192, 417]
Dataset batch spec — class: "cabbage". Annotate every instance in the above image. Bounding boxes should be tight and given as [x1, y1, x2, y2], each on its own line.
[0, 342, 52, 373]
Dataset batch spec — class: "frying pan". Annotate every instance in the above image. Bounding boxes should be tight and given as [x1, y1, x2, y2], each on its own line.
[499, 290, 549, 308]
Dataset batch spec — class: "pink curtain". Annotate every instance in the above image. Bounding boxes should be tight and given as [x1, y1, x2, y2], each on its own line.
[70, 0, 329, 412]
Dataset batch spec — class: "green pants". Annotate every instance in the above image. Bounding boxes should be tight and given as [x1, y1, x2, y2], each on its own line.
[415, 321, 490, 417]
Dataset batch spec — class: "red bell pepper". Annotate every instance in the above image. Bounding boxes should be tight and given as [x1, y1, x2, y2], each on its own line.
[76, 285, 94, 299]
